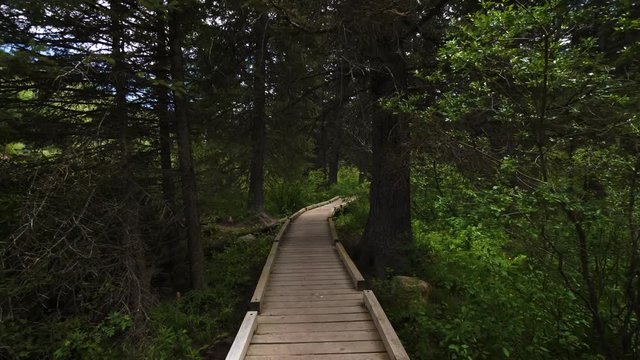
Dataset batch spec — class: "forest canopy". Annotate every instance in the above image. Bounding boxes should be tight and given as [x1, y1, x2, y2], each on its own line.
[0, 0, 638, 359]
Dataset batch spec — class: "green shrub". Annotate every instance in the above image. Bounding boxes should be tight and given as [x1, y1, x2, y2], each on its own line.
[52, 312, 132, 360]
[144, 232, 271, 359]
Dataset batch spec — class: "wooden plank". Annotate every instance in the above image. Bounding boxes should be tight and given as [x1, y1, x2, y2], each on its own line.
[266, 288, 359, 296]
[272, 258, 339, 263]
[257, 312, 369, 323]
[273, 262, 343, 267]
[262, 300, 363, 310]
[275, 252, 337, 257]
[275, 259, 341, 264]
[274, 219, 291, 242]
[245, 353, 389, 360]
[273, 258, 340, 264]
[276, 251, 337, 255]
[328, 217, 339, 242]
[269, 274, 350, 282]
[277, 249, 336, 254]
[336, 243, 366, 290]
[264, 293, 362, 302]
[363, 290, 409, 360]
[271, 266, 346, 272]
[261, 305, 367, 316]
[256, 321, 376, 334]
[269, 269, 346, 275]
[247, 341, 386, 355]
[251, 330, 380, 343]
[267, 284, 354, 290]
[268, 280, 353, 287]
[250, 243, 279, 312]
[225, 311, 257, 360]
[270, 268, 347, 275]
[281, 235, 332, 240]
[269, 270, 347, 277]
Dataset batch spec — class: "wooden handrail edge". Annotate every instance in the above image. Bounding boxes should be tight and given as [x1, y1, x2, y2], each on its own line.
[250, 242, 279, 312]
[363, 290, 410, 360]
[335, 242, 366, 290]
[328, 217, 339, 242]
[225, 311, 258, 360]
[274, 218, 290, 242]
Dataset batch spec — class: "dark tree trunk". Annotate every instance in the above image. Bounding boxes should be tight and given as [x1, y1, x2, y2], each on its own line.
[110, 0, 151, 323]
[248, 13, 268, 213]
[168, 4, 206, 290]
[317, 114, 328, 178]
[155, 11, 176, 206]
[326, 68, 346, 186]
[327, 148, 339, 185]
[358, 40, 412, 277]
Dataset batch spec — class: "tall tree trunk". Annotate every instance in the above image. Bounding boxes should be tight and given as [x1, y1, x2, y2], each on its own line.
[317, 114, 328, 178]
[326, 67, 346, 186]
[327, 146, 340, 185]
[248, 12, 268, 213]
[110, 0, 150, 323]
[155, 11, 176, 206]
[168, 4, 206, 290]
[358, 39, 412, 277]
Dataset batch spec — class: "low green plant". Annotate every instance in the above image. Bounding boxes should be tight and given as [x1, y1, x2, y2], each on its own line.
[52, 312, 132, 360]
[144, 232, 271, 359]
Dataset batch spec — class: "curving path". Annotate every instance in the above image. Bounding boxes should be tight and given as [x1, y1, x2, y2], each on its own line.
[227, 199, 409, 360]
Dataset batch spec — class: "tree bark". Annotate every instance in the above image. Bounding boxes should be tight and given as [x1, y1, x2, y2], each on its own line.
[326, 67, 346, 186]
[110, 0, 151, 323]
[168, 4, 206, 290]
[358, 38, 412, 277]
[155, 10, 176, 206]
[248, 13, 269, 212]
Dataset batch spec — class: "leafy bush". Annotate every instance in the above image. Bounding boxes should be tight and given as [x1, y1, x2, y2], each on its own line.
[143, 232, 271, 359]
[266, 165, 367, 217]
[52, 312, 132, 360]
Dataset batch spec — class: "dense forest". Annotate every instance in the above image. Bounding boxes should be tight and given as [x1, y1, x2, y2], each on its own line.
[1, 0, 639, 359]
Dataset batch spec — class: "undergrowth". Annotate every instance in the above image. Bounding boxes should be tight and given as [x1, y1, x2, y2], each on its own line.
[45, 232, 271, 360]
[334, 182, 599, 360]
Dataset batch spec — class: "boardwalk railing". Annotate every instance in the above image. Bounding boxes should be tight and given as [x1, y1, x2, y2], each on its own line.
[226, 197, 409, 360]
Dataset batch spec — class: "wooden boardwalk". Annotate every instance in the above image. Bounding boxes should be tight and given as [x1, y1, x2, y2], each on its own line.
[227, 199, 409, 360]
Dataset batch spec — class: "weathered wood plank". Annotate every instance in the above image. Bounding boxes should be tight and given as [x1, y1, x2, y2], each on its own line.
[225, 311, 257, 360]
[251, 330, 380, 344]
[274, 259, 342, 265]
[261, 305, 367, 316]
[335, 243, 366, 290]
[250, 243, 279, 312]
[264, 293, 362, 302]
[269, 274, 351, 282]
[274, 252, 337, 257]
[247, 341, 386, 355]
[257, 312, 369, 323]
[255, 321, 376, 334]
[270, 266, 346, 273]
[363, 290, 409, 360]
[261, 300, 363, 310]
[268, 280, 353, 287]
[266, 284, 354, 290]
[265, 288, 359, 296]
[245, 353, 389, 360]
[269, 271, 348, 278]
